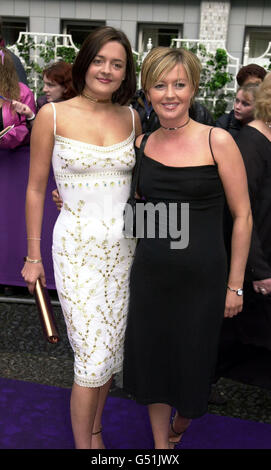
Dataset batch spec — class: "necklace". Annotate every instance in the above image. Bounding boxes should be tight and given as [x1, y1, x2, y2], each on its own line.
[160, 117, 190, 131]
[81, 91, 111, 104]
[265, 121, 271, 128]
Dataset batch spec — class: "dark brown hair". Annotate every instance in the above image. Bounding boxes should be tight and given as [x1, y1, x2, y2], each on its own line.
[72, 26, 136, 105]
[236, 63, 267, 86]
[43, 61, 76, 100]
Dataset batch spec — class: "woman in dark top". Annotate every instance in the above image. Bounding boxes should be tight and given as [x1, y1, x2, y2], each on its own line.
[123, 46, 252, 449]
[233, 74, 271, 348]
[216, 83, 258, 138]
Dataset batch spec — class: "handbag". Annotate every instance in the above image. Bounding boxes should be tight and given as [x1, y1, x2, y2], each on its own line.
[34, 278, 60, 344]
[123, 132, 150, 238]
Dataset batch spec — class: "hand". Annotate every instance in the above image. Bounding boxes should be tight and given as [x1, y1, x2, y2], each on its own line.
[21, 261, 46, 295]
[224, 290, 243, 318]
[253, 278, 271, 296]
[11, 100, 33, 119]
[52, 188, 63, 210]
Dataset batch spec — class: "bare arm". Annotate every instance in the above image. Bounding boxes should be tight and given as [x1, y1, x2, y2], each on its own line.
[211, 128, 253, 317]
[21, 104, 55, 293]
[133, 108, 142, 138]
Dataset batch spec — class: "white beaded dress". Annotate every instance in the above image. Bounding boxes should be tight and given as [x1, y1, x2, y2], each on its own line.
[50, 103, 137, 387]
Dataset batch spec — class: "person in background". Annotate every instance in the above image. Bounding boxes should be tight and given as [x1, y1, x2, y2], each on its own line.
[216, 83, 259, 138]
[236, 63, 267, 87]
[0, 19, 28, 86]
[232, 74, 271, 349]
[0, 47, 36, 149]
[215, 64, 266, 138]
[11, 61, 76, 128]
[36, 60, 76, 110]
[212, 67, 267, 397]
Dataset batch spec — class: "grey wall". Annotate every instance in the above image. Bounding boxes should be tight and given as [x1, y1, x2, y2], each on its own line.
[2, 0, 270, 59]
[227, 0, 271, 61]
[0, 0, 201, 48]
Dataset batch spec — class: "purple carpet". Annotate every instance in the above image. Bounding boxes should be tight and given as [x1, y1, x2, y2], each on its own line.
[0, 377, 270, 449]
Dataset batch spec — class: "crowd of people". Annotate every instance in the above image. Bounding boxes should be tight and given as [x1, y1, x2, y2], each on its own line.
[1, 21, 270, 450]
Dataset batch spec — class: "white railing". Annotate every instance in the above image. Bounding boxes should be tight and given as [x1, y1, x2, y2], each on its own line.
[8, 32, 270, 107]
[171, 38, 240, 94]
[243, 39, 271, 68]
[171, 38, 240, 111]
[8, 31, 151, 95]
[8, 32, 79, 98]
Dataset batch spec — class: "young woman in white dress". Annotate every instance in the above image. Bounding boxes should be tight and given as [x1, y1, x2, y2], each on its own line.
[21, 26, 141, 449]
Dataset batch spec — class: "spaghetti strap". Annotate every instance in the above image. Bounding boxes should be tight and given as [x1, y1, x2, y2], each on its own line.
[129, 105, 135, 134]
[50, 102, 56, 137]
[208, 127, 217, 165]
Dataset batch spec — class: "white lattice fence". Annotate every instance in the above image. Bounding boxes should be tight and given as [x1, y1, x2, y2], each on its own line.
[171, 38, 240, 109]
[243, 40, 271, 69]
[8, 31, 148, 96]
[8, 32, 79, 98]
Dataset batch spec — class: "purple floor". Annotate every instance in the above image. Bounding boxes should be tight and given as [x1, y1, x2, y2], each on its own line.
[0, 377, 271, 449]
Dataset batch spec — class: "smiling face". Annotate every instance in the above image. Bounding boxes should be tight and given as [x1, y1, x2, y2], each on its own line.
[233, 89, 255, 124]
[84, 40, 127, 100]
[147, 63, 194, 126]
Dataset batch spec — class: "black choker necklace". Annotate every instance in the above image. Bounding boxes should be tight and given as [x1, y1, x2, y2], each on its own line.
[82, 92, 111, 104]
[160, 117, 190, 131]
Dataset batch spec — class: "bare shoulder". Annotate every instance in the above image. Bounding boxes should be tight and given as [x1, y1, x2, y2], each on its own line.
[33, 103, 55, 135]
[116, 105, 142, 135]
[115, 104, 131, 118]
[135, 133, 144, 148]
[52, 96, 79, 114]
[209, 127, 244, 169]
[36, 102, 54, 120]
[209, 126, 235, 146]
[131, 108, 142, 136]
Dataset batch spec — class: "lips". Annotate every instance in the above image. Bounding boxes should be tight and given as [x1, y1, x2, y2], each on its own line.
[162, 103, 179, 110]
[97, 77, 112, 84]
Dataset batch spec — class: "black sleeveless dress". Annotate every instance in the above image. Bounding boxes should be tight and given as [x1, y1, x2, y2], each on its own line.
[123, 140, 228, 418]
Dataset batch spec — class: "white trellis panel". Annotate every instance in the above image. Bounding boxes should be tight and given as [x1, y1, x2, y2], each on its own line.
[244, 40, 271, 69]
[171, 38, 240, 109]
[8, 32, 79, 99]
[8, 31, 151, 95]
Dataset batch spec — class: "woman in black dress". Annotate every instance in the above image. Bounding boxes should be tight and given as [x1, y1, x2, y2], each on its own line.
[123, 47, 252, 449]
[233, 74, 271, 348]
[215, 83, 258, 138]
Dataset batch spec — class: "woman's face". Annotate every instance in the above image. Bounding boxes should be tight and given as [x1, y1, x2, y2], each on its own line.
[43, 75, 66, 102]
[234, 89, 255, 124]
[147, 63, 194, 125]
[84, 40, 126, 99]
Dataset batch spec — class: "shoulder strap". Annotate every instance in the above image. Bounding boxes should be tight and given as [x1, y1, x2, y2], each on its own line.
[130, 132, 151, 198]
[129, 105, 135, 133]
[208, 127, 217, 165]
[50, 102, 56, 137]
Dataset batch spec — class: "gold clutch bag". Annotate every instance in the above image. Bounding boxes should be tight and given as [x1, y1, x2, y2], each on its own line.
[34, 278, 60, 344]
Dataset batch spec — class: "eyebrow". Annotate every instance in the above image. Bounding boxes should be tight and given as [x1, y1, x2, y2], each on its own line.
[156, 77, 188, 83]
[95, 54, 125, 63]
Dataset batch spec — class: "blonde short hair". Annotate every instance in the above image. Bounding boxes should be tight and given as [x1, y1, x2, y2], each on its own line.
[237, 83, 259, 102]
[254, 73, 271, 122]
[141, 47, 202, 97]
